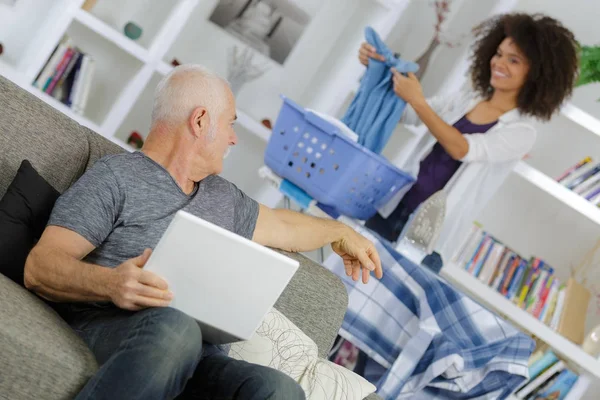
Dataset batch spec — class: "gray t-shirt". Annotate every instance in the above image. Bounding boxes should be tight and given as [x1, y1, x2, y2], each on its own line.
[49, 151, 259, 267]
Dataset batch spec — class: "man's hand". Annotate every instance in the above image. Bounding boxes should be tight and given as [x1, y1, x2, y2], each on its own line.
[331, 228, 383, 284]
[109, 249, 173, 311]
[391, 69, 425, 105]
[359, 42, 385, 66]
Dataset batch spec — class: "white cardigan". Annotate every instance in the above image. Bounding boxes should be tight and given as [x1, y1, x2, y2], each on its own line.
[378, 84, 537, 261]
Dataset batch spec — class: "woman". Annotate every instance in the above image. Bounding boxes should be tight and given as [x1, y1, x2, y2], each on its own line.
[360, 13, 579, 260]
[331, 12, 579, 381]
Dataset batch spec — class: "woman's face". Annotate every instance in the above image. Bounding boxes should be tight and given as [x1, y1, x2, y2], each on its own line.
[489, 37, 530, 93]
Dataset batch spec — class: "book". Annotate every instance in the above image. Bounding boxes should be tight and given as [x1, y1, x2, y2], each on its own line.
[550, 285, 566, 330]
[573, 170, 600, 194]
[539, 279, 560, 323]
[487, 247, 511, 287]
[492, 251, 516, 291]
[565, 163, 600, 191]
[533, 276, 555, 318]
[556, 157, 592, 183]
[472, 237, 495, 277]
[33, 39, 71, 89]
[516, 360, 565, 398]
[501, 256, 522, 296]
[75, 57, 95, 114]
[478, 243, 506, 285]
[532, 369, 578, 400]
[465, 234, 489, 272]
[528, 350, 558, 380]
[560, 162, 597, 188]
[45, 47, 75, 94]
[507, 259, 528, 300]
[517, 258, 542, 308]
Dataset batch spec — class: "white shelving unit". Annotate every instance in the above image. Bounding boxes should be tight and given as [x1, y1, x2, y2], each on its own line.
[440, 263, 600, 380]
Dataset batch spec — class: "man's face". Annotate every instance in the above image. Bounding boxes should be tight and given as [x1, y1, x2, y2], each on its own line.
[201, 88, 238, 175]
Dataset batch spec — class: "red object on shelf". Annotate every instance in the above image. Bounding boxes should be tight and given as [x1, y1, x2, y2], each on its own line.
[127, 131, 144, 149]
[171, 58, 181, 67]
[261, 119, 272, 130]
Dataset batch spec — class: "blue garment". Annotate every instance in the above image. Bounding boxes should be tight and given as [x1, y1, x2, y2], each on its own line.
[324, 226, 534, 399]
[342, 27, 420, 154]
[60, 304, 305, 400]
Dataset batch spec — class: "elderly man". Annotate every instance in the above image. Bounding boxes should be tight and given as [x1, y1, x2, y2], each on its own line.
[24, 65, 382, 400]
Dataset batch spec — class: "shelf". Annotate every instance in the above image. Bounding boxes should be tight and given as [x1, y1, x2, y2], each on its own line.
[561, 102, 600, 138]
[156, 61, 172, 76]
[73, 9, 150, 63]
[237, 110, 271, 142]
[440, 263, 600, 379]
[513, 161, 600, 225]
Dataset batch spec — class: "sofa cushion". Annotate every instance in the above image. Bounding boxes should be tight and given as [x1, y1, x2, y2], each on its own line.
[0, 160, 59, 286]
[0, 75, 123, 197]
[230, 307, 376, 400]
[0, 273, 98, 399]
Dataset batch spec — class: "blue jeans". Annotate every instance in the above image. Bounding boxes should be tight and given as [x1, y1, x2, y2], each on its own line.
[62, 304, 305, 400]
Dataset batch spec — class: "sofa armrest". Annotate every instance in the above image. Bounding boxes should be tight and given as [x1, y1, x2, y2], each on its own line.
[274, 250, 348, 359]
[0, 273, 97, 400]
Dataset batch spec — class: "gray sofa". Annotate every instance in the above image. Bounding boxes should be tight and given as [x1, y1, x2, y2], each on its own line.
[0, 75, 379, 399]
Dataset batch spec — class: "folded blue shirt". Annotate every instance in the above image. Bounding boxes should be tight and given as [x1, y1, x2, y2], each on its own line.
[342, 27, 420, 154]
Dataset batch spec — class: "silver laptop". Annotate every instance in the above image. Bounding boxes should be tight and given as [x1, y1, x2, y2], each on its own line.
[144, 210, 299, 344]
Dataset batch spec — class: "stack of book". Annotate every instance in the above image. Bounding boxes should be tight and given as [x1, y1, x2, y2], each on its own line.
[452, 224, 591, 344]
[556, 157, 600, 204]
[512, 349, 590, 399]
[32, 36, 95, 115]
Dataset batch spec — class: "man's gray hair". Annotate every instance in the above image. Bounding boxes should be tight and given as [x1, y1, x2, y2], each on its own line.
[151, 64, 229, 128]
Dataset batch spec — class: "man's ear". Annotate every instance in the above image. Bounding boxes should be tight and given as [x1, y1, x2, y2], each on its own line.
[189, 106, 210, 139]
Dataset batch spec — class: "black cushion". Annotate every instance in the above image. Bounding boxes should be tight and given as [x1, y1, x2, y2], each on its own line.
[0, 160, 59, 286]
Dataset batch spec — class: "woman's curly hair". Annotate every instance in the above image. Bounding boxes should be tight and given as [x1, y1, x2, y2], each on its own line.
[469, 13, 579, 121]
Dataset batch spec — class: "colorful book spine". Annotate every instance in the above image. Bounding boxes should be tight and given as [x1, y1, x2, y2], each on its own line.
[45, 47, 75, 94]
[517, 258, 542, 308]
[540, 279, 560, 322]
[556, 156, 592, 183]
[528, 350, 558, 380]
[464, 234, 488, 272]
[507, 259, 528, 300]
[501, 256, 521, 296]
[473, 237, 495, 277]
[533, 369, 578, 399]
[566, 163, 600, 190]
[533, 276, 555, 318]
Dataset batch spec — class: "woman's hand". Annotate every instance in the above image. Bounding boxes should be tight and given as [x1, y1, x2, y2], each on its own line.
[392, 68, 425, 105]
[359, 42, 385, 66]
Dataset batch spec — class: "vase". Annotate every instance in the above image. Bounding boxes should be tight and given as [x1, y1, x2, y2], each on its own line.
[582, 324, 600, 357]
[414, 39, 440, 81]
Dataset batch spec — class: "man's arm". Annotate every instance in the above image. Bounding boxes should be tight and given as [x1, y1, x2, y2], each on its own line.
[253, 205, 383, 283]
[25, 226, 172, 310]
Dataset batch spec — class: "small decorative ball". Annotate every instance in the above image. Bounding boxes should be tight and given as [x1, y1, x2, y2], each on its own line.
[171, 58, 181, 67]
[127, 131, 144, 149]
[124, 22, 142, 41]
[0, 43, 3, 56]
[261, 119, 272, 130]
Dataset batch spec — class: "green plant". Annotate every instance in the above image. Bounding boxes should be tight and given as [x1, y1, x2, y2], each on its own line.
[575, 44, 600, 100]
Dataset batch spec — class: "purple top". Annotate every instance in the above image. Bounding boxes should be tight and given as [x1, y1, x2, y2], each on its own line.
[401, 115, 498, 213]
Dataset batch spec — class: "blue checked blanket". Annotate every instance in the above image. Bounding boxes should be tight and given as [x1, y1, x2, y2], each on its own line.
[324, 227, 534, 399]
